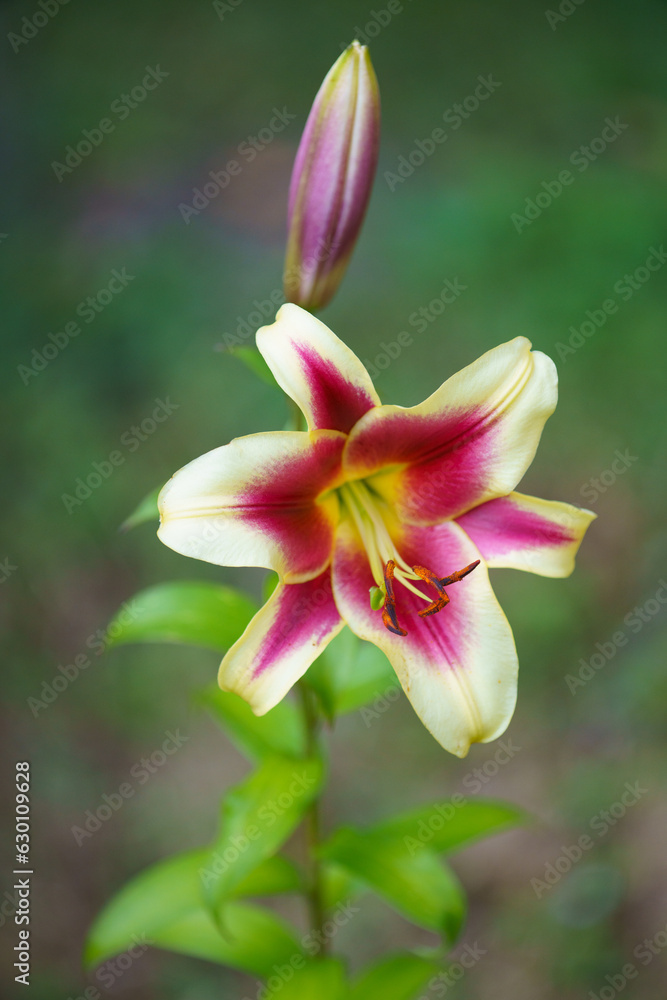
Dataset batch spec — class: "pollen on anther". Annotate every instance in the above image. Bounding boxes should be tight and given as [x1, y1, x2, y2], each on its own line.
[381, 559, 407, 637]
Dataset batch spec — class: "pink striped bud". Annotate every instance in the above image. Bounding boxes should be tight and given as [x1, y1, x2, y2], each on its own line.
[284, 41, 380, 311]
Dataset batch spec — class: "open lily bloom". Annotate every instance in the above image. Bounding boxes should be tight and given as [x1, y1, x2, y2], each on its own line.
[158, 305, 595, 756]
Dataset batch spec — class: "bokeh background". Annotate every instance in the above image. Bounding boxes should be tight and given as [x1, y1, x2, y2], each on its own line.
[3, 0, 667, 996]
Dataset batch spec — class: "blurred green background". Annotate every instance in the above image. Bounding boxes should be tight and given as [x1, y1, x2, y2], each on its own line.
[3, 0, 667, 996]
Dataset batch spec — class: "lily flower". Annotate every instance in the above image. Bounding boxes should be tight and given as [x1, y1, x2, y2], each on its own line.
[158, 305, 594, 757]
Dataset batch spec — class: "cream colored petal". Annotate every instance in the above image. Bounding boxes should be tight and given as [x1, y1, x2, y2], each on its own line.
[344, 337, 558, 524]
[219, 571, 343, 715]
[457, 492, 596, 577]
[332, 518, 518, 758]
[256, 303, 380, 433]
[158, 429, 345, 583]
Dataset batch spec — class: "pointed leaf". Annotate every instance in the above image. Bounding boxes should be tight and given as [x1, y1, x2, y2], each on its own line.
[233, 854, 303, 897]
[321, 861, 365, 913]
[202, 755, 323, 913]
[229, 346, 279, 387]
[350, 953, 441, 1000]
[106, 581, 257, 652]
[200, 686, 306, 760]
[120, 485, 161, 532]
[150, 903, 303, 975]
[85, 849, 301, 970]
[372, 799, 526, 854]
[265, 958, 348, 999]
[85, 848, 207, 967]
[320, 827, 466, 940]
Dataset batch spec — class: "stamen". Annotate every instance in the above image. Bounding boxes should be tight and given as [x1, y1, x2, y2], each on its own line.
[412, 565, 451, 618]
[439, 560, 481, 588]
[413, 560, 481, 619]
[381, 560, 407, 636]
[341, 480, 480, 636]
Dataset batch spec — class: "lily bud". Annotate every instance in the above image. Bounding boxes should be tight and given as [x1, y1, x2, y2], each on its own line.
[283, 41, 380, 311]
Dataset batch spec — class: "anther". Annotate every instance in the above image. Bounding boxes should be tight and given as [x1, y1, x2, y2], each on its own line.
[412, 560, 481, 619]
[381, 560, 407, 636]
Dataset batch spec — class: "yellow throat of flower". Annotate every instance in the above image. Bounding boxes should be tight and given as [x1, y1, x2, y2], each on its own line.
[338, 480, 480, 636]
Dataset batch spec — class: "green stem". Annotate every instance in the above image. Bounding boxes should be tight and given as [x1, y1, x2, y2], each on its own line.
[288, 396, 306, 432]
[298, 681, 328, 956]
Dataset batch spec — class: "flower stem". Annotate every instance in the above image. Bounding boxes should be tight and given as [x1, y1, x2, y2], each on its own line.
[298, 681, 328, 956]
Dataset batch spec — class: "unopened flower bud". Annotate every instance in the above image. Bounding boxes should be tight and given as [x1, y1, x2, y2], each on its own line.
[284, 41, 380, 311]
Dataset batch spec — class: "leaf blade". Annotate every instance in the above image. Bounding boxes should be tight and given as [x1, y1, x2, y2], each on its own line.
[202, 755, 324, 914]
[320, 827, 466, 939]
[200, 686, 306, 760]
[372, 799, 526, 854]
[106, 581, 258, 652]
[350, 953, 441, 1000]
[120, 486, 161, 532]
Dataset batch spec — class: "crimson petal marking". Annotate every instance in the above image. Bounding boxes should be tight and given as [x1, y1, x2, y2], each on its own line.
[456, 491, 596, 577]
[343, 337, 558, 524]
[257, 304, 380, 434]
[332, 518, 518, 757]
[158, 429, 346, 583]
[219, 570, 343, 715]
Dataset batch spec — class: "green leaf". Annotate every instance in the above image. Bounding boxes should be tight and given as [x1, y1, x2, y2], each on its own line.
[106, 581, 258, 652]
[264, 958, 348, 999]
[229, 346, 278, 387]
[306, 629, 398, 717]
[202, 755, 324, 914]
[350, 953, 441, 1000]
[85, 849, 301, 971]
[321, 861, 365, 913]
[232, 854, 303, 897]
[119, 485, 161, 532]
[372, 799, 526, 854]
[150, 903, 303, 976]
[200, 686, 306, 760]
[85, 848, 208, 967]
[84, 848, 300, 975]
[320, 827, 466, 940]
